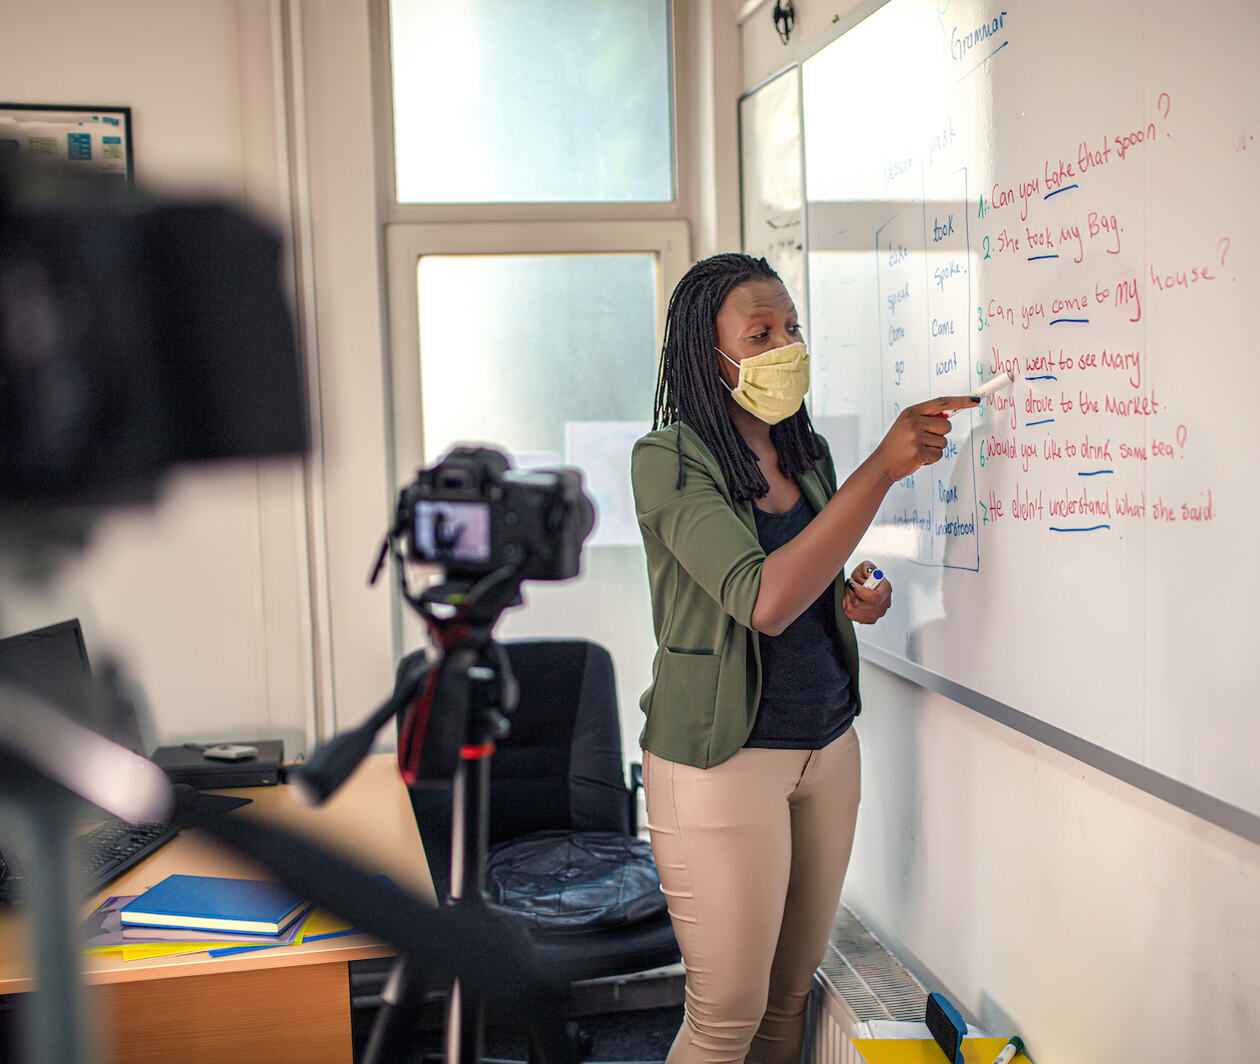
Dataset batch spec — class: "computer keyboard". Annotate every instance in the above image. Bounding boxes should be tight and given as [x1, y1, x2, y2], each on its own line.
[0, 818, 180, 906]
[77, 818, 180, 893]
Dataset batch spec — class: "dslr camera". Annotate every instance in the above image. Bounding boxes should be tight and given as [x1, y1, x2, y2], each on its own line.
[392, 446, 594, 583]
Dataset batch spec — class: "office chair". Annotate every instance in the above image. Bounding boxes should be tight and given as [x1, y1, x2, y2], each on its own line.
[396, 637, 680, 1025]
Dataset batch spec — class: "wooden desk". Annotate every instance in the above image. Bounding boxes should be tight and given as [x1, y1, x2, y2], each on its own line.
[0, 753, 433, 1064]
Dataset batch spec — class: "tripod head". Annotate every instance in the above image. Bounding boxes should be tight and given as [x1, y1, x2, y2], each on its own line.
[290, 566, 525, 807]
[394, 593, 518, 787]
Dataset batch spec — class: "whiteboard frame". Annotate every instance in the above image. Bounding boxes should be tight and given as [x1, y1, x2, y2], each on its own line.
[860, 642, 1260, 847]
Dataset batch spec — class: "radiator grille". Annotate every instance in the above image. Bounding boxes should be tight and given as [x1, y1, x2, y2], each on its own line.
[806, 905, 928, 1064]
[817, 904, 926, 1021]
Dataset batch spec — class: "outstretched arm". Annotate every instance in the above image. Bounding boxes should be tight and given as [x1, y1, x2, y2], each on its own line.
[750, 395, 976, 635]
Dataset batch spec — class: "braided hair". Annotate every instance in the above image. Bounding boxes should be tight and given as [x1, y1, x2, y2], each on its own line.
[653, 252, 823, 502]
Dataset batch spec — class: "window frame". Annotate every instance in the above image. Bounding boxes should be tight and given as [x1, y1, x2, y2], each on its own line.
[371, 0, 689, 222]
[383, 220, 688, 660]
[384, 219, 690, 477]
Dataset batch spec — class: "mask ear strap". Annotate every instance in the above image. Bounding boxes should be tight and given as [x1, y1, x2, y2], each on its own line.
[713, 347, 737, 393]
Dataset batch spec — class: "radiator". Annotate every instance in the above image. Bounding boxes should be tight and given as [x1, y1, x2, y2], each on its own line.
[805, 905, 928, 1064]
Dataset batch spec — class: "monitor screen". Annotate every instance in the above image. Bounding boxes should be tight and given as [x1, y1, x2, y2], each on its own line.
[0, 619, 94, 891]
[0, 618, 147, 761]
[0, 619, 93, 720]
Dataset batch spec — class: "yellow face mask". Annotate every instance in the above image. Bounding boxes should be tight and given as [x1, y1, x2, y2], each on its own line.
[716, 341, 810, 424]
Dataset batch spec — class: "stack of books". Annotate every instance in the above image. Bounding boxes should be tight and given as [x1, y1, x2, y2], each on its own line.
[84, 874, 354, 960]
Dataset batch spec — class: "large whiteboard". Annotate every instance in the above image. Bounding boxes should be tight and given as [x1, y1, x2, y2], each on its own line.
[740, 68, 806, 325]
[763, 0, 1260, 834]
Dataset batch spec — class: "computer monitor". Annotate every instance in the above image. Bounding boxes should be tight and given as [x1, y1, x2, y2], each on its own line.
[0, 620, 94, 893]
[0, 619, 165, 904]
[0, 618, 143, 755]
[0, 618, 93, 715]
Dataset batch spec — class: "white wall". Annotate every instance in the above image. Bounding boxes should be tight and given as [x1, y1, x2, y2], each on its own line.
[740, 3, 1260, 1061]
[0, 0, 394, 757]
[849, 667, 1260, 1061]
[1, 0, 309, 756]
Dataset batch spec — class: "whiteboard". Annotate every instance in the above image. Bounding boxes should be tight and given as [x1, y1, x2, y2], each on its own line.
[739, 67, 807, 325]
[783, 0, 1260, 834]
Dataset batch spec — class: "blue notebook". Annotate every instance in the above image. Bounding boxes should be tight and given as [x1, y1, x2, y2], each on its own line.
[119, 874, 312, 934]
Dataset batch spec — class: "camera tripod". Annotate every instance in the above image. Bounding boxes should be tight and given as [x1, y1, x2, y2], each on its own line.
[292, 568, 578, 1064]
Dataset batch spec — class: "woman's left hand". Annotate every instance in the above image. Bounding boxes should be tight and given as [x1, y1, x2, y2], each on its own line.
[842, 561, 892, 625]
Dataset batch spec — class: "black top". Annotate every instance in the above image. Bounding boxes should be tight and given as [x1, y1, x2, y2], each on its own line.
[745, 494, 856, 749]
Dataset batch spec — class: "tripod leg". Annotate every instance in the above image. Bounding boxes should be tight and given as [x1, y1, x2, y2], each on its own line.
[361, 957, 433, 1064]
[7, 785, 94, 1064]
[446, 979, 485, 1064]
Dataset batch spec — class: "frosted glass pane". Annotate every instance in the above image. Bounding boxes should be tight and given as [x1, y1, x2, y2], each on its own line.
[417, 253, 658, 460]
[390, 0, 673, 203]
[414, 254, 661, 768]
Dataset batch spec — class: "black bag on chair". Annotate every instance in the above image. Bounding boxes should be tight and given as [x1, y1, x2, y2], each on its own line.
[485, 829, 667, 935]
[400, 638, 680, 984]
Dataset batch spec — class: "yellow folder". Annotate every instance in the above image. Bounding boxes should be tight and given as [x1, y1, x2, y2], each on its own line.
[851, 1037, 1023, 1064]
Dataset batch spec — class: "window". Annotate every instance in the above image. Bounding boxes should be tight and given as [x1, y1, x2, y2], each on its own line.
[386, 220, 689, 542]
[389, 0, 674, 203]
[380, 0, 688, 765]
[415, 252, 659, 463]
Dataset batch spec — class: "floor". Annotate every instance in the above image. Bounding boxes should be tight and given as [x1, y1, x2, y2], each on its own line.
[350, 963, 686, 1063]
[389, 1005, 684, 1063]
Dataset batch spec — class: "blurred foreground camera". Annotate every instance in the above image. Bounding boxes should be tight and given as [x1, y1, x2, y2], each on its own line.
[0, 156, 307, 510]
[393, 447, 594, 583]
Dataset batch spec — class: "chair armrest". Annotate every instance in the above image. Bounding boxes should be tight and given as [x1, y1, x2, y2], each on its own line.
[629, 761, 644, 834]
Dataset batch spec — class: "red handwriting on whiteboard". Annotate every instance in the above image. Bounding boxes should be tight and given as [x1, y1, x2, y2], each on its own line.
[1077, 390, 1161, 417]
[1149, 262, 1217, 291]
[1113, 276, 1141, 322]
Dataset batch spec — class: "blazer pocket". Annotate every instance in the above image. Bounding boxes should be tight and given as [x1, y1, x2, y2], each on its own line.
[655, 646, 720, 727]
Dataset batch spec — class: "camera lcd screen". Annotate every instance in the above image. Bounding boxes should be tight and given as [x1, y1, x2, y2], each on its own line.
[414, 501, 492, 564]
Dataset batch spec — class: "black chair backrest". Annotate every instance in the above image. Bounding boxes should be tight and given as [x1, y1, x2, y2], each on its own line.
[400, 638, 630, 897]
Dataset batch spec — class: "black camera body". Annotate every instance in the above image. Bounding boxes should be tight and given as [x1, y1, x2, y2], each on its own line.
[396, 447, 594, 583]
[0, 157, 307, 508]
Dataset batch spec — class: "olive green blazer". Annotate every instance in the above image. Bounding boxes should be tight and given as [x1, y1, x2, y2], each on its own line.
[631, 422, 862, 769]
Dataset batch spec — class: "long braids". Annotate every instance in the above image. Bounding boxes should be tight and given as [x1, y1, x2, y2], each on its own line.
[653, 253, 823, 502]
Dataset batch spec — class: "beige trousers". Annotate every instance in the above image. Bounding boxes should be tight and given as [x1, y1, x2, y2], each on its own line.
[643, 728, 861, 1064]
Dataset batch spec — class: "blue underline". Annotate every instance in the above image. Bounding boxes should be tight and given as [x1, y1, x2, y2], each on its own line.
[1050, 317, 1089, 325]
[1049, 525, 1111, 532]
[1024, 374, 1058, 381]
[1026, 418, 1055, 426]
[1028, 254, 1059, 261]
[957, 40, 1009, 83]
[1044, 184, 1080, 200]
[1078, 469, 1114, 476]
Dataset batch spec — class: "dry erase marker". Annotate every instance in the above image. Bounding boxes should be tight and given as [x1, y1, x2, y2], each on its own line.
[933, 371, 1016, 417]
[973, 370, 1017, 400]
[931, 393, 985, 418]
[862, 567, 884, 590]
[991, 1036, 1024, 1064]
